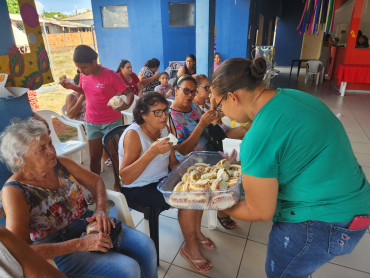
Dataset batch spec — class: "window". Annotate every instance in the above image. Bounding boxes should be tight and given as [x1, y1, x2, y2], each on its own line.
[101, 5, 129, 29]
[169, 3, 194, 27]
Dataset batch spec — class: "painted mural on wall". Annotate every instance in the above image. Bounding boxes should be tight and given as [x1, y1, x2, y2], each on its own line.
[0, 0, 53, 89]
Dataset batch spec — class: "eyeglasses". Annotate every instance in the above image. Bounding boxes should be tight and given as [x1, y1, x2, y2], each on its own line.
[179, 87, 198, 96]
[197, 85, 210, 91]
[215, 96, 224, 110]
[149, 108, 170, 117]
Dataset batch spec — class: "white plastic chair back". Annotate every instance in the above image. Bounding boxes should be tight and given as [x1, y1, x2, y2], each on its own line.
[34, 110, 87, 161]
[106, 189, 134, 227]
[61, 104, 87, 129]
[121, 95, 139, 124]
[305, 60, 324, 85]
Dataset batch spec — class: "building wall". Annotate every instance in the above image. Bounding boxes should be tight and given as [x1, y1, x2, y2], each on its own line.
[0, 1, 15, 56]
[92, 0, 164, 73]
[160, 0, 196, 70]
[92, 0, 196, 74]
[215, 0, 251, 60]
[274, 0, 305, 66]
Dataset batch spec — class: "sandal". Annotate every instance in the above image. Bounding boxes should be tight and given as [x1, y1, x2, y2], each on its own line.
[217, 215, 237, 230]
[104, 158, 112, 167]
[180, 247, 212, 273]
[198, 237, 216, 251]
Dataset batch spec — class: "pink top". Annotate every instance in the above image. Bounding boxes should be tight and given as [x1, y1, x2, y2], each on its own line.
[118, 72, 140, 95]
[80, 67, 127, 124]
[214, 63, 220, 72]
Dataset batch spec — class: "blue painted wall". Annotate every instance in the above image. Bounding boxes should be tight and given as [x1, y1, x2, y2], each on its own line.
[0, 1, 15, 56]
[92, 0, 195, 74]
[161, 0, 196, 70]
[274, 0, 305, 66]
[215, 0, 251, 60]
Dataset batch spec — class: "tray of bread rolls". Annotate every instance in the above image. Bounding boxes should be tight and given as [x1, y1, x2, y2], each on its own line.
[157, 151, 241, 210]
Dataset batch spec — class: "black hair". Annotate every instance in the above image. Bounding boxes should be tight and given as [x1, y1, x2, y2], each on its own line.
[116, 59, 130, 73]
[133, 92, 169, 124]
[186, 54, 196, 62]
[74, 72, 80, 85]
[176, 74, 196, 88]
[212, 57, 267, 97]
[73, 45, 98, 63]
[144, 58, 160, 69]
[159, 71, 169, 78]
[214, 52, 221, 57]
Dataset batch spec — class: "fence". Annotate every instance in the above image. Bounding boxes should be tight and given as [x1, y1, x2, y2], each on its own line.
[42, 29, 98, 85]
[42, 31, 97, 50]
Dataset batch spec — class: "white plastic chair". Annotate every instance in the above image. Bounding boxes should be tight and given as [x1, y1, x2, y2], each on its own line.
[106, 189, 134, 227]
[121, 95, 140, 124]
[35, 110, 87, 163]
[61, 105, 106, 172]
[305, 60, 324, 85]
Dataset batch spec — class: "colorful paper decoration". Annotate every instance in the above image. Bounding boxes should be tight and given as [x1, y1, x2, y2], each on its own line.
[0, 0, 53, 89]
[297, 0, 337, 35]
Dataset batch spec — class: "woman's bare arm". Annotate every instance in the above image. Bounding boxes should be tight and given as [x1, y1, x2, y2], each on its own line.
[0, 227, 66, 277]
[119, 131, 172, 184]
[176, 66, 185, 78]
[225, 174, 278, 221]
[138, 72, 160, 86]
[65, 93, 84, 119]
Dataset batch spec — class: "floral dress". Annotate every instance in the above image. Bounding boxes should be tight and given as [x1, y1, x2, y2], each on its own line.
[0, 160, 87, 241]
[170, 102, 208, 152]
[138, 66, 160, 92]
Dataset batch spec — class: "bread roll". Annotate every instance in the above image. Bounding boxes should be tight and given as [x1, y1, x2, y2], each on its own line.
[210, 192, 236, 210]
[216, 159, 231, 170]
[86, 221, 98, 235]
[108, 95, 124, 108]
[210, 178, 228, 191]
[169, 193, 190, 208]
[200, 171, 217, 180]
[189, 180, 211, 191]
[228, 179, 239, 188]
[217, 168, 231, 182]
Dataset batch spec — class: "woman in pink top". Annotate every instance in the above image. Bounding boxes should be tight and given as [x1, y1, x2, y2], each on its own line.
[117, 60, 143, 97]
[62, 45, 134, 191]
[213, 53, 221, 72]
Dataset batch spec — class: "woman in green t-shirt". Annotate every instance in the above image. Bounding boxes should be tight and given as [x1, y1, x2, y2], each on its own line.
[211, 57, 370, 278]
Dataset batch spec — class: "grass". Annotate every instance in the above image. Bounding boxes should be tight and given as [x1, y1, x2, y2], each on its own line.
[49, 47, 76, 80]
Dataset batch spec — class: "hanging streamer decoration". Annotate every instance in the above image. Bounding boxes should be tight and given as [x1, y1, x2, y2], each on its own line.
[297, 0, 336, 34]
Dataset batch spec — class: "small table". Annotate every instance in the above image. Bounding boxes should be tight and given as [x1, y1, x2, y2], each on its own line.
[336, 64, 370, 96]
[290, 59, 312, 78]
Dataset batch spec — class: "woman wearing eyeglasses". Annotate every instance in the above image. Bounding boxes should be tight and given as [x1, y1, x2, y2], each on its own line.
[118, 92, 214, 273]
[194, 74, 248, 140]
[211, 57, 370, 277]
[169, 75, 217, 156]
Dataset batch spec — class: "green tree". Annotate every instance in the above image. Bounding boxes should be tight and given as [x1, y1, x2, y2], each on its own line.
[6, 0, 20, 14]
[41, 11, 68, 19]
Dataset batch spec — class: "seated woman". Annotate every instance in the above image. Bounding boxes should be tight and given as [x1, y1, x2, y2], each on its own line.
[0, 118, 157, 278]
[177, 54, 196, 78]
[194, 74, 249, 140]
[118, 92, 213, 274]
[138, 58, 161, 92]
[117, 59, 144, 97]
[0, 226, 65, 277]
[169, 75, 238, 230]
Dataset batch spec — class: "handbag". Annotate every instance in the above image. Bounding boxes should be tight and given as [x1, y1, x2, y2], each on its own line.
[202, 124, 226, 152]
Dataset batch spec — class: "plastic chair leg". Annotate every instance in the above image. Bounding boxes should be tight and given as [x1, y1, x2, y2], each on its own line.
[149, 209, 161, 266]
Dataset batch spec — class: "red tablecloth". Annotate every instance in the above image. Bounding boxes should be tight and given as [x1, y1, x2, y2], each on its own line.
[336, 64, 370, 84]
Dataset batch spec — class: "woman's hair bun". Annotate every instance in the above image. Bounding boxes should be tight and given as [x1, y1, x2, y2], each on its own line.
[251, 57, 267, 80]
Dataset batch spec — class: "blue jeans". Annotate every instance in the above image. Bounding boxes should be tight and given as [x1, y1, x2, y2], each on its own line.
[265, 220, 367, 278]
[34, 211, 157, 278]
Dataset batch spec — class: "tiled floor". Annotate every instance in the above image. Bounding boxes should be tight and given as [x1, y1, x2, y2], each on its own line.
[81, 67, 370, 278]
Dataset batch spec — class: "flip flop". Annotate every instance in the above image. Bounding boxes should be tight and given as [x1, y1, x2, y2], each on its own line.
[198, 237, 216, 251]
[104, 159, 112, 167]
[217, 215, 237, 230]
[180, 247, 212, 273]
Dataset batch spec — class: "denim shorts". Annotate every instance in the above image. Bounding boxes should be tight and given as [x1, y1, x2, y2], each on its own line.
[265, 220, 367, 278]
[86, 118, 122, 140]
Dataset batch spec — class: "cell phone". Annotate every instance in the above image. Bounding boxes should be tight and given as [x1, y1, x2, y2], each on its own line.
[348, 216, 370, 230]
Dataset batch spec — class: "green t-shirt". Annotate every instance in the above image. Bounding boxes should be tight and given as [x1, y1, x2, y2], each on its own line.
[240, 88, 370, 223]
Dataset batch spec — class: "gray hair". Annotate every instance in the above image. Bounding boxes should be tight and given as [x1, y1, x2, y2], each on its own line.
[0, 118, 48, 173]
